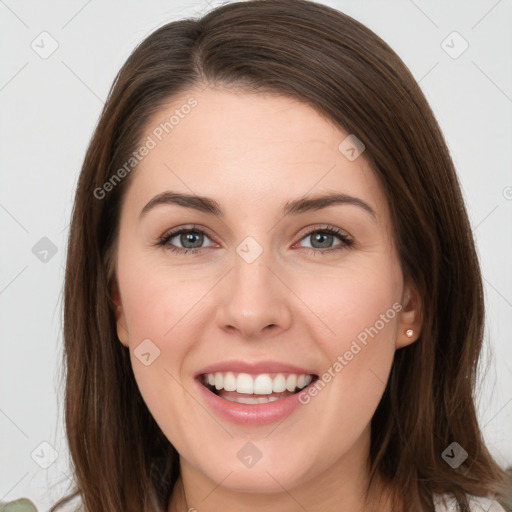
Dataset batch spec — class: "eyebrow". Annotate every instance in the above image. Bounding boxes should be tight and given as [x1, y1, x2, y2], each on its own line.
[139, 191, 376, 220]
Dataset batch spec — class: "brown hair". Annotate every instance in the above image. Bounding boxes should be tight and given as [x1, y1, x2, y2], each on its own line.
[52, 0, 511, 510]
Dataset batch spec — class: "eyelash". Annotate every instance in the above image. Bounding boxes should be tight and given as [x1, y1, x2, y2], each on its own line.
[154, 224, 353, 256]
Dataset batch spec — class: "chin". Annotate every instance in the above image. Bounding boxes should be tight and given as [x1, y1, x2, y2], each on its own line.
[198, 455, 314, 494]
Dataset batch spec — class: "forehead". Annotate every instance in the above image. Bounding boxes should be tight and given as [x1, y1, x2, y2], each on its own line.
[123, 87, 388, 221]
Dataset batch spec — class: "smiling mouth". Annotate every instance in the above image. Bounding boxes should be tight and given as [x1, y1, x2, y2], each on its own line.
[200, 371, 319, 404]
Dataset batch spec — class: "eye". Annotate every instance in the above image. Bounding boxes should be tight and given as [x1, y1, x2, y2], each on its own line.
[294, 225, 353, 255]
[155, 225, 216, 255]
[154, 224, 353, 256]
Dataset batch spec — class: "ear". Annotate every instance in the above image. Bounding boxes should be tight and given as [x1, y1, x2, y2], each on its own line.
[396, 279, 422, 349]
[111, 280, 129, 347]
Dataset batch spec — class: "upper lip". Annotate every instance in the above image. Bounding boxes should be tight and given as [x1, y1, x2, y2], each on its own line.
[195, 360, 317, 378]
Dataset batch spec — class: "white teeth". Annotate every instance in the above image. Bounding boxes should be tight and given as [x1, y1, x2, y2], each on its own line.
[273, 374, 287, 393]
[236, 373, 254, 394]
[202, 371, 314, 395]
[223, 372, 237, 392]
[223, 395, 282, 404]
[253, 374, 273, 394]
[286, 374, 297, 392]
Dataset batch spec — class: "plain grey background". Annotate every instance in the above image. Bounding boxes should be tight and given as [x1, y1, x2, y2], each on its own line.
[1, 0, 511, 508]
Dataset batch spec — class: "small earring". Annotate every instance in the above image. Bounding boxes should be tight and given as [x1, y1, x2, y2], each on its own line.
[405, 329, 414, 338]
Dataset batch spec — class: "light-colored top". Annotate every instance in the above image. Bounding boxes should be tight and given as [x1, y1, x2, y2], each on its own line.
[434, 493, 506, 511]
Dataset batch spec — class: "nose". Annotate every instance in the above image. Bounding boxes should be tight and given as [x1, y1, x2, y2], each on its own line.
[215, 247, 293, 340]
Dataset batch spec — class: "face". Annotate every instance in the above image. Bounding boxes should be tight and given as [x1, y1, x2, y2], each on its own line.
[112, 87, 421, 496]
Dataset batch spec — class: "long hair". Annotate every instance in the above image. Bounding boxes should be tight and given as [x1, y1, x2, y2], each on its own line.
[52, 1, 511, 510]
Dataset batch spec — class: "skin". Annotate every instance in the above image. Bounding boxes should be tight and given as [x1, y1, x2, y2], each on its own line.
[112, 86, 422, 512]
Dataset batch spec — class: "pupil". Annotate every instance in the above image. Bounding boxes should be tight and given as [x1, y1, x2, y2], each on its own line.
[181, 231, 203, 249]
[312, 232, 332, 249]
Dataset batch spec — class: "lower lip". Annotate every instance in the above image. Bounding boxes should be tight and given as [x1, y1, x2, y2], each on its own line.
[195, 379, 312, 425]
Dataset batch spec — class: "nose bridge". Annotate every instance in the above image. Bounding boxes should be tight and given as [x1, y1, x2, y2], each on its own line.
[233, 239, 273, 297]
[215, 234, 292, 338]
[232, 237, 278, 311]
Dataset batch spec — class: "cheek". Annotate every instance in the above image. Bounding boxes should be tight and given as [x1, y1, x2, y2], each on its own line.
[290, 255, 402, 348]
[289, 258, 401, 412]
[115, 248, 200, 406]
[117, 259, 205, 443]
[117, 246, 210, 344]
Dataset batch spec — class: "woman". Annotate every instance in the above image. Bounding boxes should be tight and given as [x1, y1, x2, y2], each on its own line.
[51, 0, 511, 510]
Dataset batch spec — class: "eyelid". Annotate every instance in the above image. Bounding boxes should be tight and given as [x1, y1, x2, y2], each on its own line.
[295, 224, 351, 242]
